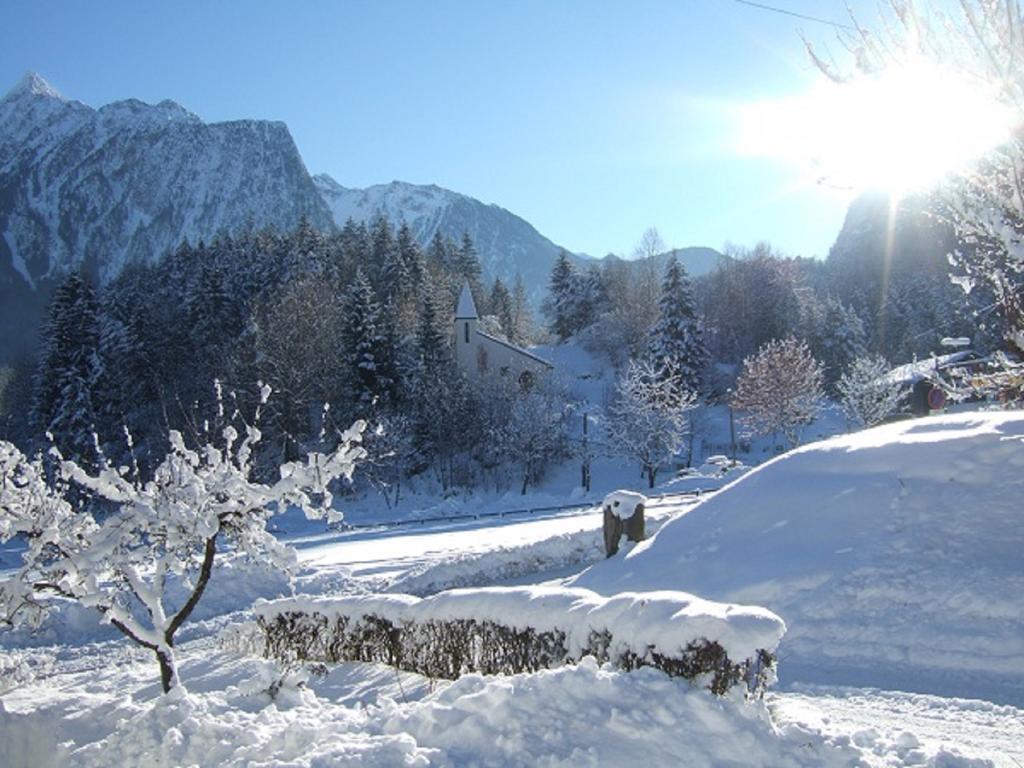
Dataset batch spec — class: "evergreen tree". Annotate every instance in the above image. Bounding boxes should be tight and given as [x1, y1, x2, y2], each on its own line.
[489, 277, 514, 338]
[547, 250, 577, 341]
[370, 215, 397, 291]
[342, 270, 396, 411]
[427, 230, 450, 273]
[648, 256, 707, 394]
[31, 273, 102, 462]
[454, 232, 485, 307]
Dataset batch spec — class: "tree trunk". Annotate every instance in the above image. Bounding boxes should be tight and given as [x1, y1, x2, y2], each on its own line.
[647, 465, 656, 488]
[156, 648, 177, 693]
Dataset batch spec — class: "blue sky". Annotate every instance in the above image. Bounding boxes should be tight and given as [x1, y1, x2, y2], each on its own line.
[1, 0, 875, 259]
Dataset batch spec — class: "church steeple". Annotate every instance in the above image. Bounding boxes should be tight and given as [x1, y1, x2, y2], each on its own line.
[455, 281, 478, 319]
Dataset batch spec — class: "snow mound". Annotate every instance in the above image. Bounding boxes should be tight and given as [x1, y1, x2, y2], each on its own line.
[603, 490, 647, 519]
[571, 412, 1024, 704]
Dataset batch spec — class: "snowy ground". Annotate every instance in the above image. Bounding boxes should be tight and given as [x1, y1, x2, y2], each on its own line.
[3, 410, 1023, 766]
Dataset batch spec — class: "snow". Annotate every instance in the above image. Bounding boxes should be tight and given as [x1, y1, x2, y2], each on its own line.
[4, 405, 1023, 765]
[0, 646, 1001, 768]
[571, 411, 1024, 705]
[603, 489, 647, 519]
[256, 584, 786, 667]
[4, 71, 64, 101]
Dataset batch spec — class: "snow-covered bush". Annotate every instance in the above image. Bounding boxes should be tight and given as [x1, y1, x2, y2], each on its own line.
[253, 587, 783, 697]
[732, 337, 824, 448]
[0, 385, 367, 693]
[837, 354, 907, 428]
[607, 358, 697, 488]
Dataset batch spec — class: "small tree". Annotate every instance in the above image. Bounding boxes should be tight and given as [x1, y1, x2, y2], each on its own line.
[607, 359, 696, 488]
[837, 354, 906, 428]
[733, 337, 824, 448]
[501, 386, 571, 495]
[0, 385, 366, 694]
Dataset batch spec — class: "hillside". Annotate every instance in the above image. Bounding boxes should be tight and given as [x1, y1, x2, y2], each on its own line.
[571, 411, 1024, 705]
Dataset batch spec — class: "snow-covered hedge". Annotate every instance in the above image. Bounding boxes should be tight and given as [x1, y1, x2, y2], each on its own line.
[252, 586, 785, 696]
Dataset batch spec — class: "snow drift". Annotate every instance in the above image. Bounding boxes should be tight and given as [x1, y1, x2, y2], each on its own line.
[571, 412, 1024, 704]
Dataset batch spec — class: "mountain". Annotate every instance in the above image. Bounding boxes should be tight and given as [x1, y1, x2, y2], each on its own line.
[314, 174, 571, 304]
[599, 246, 726, 280]
[0, 72, 335, 361]
[0, 73, 725, 362]
[0, 72, 333, 288]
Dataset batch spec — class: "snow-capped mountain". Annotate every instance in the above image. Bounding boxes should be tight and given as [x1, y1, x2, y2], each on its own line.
[0, 72, 333, 291]
[314, 173, 570, 303]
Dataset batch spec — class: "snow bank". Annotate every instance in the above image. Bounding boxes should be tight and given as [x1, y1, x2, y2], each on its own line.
[254, 586, 784, 694]
[3, 648, 993, 767]
[571, 412, 1024, 704]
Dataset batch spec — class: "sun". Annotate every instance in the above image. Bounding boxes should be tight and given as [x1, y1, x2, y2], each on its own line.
[737, 59, 1016, 198]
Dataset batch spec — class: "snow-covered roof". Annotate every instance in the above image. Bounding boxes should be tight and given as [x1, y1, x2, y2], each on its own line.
[455, 282, 477, 319]
[883, 351, 979, 386]
[476, 329, 553, 368]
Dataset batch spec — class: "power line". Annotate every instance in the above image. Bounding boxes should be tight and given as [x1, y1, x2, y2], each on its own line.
[731, 0, 858, 32]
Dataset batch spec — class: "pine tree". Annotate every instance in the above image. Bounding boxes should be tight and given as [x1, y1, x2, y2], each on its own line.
[547, 250, 577, 341]
[648, 256, 707, 394]
[31, 273, 102, 462]
[454, 232, 485, 307]
[427, 230, 450, 273]
[489, 277, 514, 338]
[342, 270, 394, 411]
[370, 215, 397, 291]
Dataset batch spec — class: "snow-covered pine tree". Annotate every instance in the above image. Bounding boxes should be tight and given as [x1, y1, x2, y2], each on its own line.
[186, 257, 241, 405]
[370, 215, 397, 291]
[547, 250, 578, 341]
[31, 272, 102, 463]
[454, 232, 486, 308]
[837, 354, 906, 428]
[342, 269, 395, 412]
[427, 230, 451, 274]
[648, 255, 707, 395]
[732, 337, 824, 448]
[607, 358, 696, 488]
[489, 277, 515, 339]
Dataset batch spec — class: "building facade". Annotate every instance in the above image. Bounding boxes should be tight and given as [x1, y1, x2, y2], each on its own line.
[453, 282, 552, 388]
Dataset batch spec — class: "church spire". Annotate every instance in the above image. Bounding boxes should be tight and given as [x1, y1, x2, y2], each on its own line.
[455, 281, 478, 319]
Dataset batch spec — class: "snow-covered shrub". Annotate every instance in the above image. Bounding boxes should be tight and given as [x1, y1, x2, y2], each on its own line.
[732, 337, 824, 448]
[0, 385, 367, 693]
[837, 354, 907, 427]
[253, 587, 783, 697]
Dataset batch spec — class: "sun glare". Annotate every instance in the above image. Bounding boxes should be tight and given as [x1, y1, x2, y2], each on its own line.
[737, 60, 1016, 198]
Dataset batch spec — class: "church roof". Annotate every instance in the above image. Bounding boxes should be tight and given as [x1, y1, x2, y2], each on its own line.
[455, 281, 478, 319]
[476, 329, 554, 368]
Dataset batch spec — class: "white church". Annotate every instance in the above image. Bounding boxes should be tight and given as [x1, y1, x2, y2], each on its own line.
[453, 282, 553, 389]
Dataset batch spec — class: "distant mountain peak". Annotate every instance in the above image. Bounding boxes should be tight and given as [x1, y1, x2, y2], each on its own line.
[4, 71, 64, 101]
